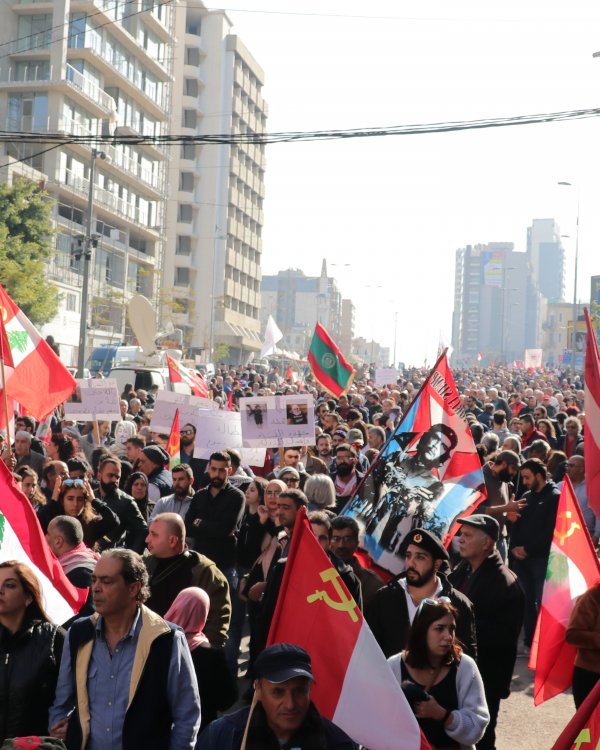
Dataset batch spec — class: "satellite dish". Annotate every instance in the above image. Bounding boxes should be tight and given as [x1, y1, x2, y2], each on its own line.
[128, 295, 158, 356]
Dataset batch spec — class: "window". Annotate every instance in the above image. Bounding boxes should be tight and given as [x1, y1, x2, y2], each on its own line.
[183, 110, 196, 129]
[559, 313, 563, 323]
[186, 47, 200, 66]
[66, 293, 77, 312]
[17, 15, 51, 51]
[177, 236, 191, 255]
[558, 333, 562, 343]
[175, 267, 190, 286]
[68, 13, 102, 53]
[181, 143, 195, 160]
[179, 205, 193, 223]
[15, 60, 50, 82]
[7, 93, 48, 131]
[127, 259, 152, 295]
[185, 79, 198, 97]
[180, 173, 194, 192]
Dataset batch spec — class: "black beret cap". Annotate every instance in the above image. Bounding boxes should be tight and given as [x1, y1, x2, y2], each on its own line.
[398, 528, 449, 561]
[457, 514, 499, 542]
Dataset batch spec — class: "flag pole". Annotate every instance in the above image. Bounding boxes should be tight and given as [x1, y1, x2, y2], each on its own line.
[0, 353, 12, 458]
[340, 347, 449, 513]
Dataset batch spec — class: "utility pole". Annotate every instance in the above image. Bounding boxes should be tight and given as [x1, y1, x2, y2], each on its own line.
[76, 148, 107, 378]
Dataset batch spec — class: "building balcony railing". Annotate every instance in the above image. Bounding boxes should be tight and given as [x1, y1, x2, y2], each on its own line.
[65, 63, 116, 111]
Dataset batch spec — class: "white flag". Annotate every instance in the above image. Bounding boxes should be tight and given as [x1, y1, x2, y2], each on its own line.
[261, 315, 283, 358]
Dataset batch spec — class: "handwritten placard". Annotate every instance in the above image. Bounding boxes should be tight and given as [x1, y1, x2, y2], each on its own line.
[64, 379, 121, 421]
[240, 395, 315, 449]
[150, 391, 218, 433]
[193, 410, 266, 466]
[375, 368, 398, 386]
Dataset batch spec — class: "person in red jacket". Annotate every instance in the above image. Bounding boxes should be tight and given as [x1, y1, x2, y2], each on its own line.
[519, 414, 548, 449]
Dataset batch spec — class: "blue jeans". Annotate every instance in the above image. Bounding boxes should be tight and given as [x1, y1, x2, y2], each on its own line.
[510, 556, 547, 647]
[223, 566, 248, 676]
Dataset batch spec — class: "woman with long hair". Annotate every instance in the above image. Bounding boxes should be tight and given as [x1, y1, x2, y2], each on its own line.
[125, 471, 151, 519]
[0, 561, 65, 744]
[165, 588, 237, 730]
[16, 466, 46, 510]
[537, 419, 557, 449]
[388, 599, 489, 750]
[47, 433, 78, 463]
[37, 478, 118, 548]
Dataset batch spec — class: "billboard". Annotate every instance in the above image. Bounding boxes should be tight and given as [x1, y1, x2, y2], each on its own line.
[481, 251, 503, 287]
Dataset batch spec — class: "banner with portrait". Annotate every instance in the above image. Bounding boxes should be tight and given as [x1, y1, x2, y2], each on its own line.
[343, 354, 485, 576]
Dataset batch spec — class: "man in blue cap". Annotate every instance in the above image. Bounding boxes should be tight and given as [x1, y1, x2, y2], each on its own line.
[196, 643, 358, 750]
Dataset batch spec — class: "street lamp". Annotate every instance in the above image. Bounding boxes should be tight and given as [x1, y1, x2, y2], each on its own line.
[558, 182, 580, 358]
[77, 148, 108, 378]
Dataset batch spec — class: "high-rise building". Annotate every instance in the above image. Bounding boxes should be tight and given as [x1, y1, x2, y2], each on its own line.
[165, 5, 267, 363]
[451, 242, 543, 363]
[261, 261, 342, 339]
[0, 0, 177, 365]
[340, 299, 355, 358]
[526, 218, 565, 302]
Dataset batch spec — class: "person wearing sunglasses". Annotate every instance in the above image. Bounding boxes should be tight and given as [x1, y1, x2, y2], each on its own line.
[367, 528, 477, 660]
[278, 467, 301, 488]
[179, 423, 209, 491]
[388, 598, 489, 750]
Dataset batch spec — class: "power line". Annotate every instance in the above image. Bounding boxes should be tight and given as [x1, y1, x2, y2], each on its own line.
[2, 106, 600, 147]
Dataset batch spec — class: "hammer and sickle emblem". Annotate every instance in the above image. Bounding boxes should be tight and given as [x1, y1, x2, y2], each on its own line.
[307, 569, 359, 622]
[555, 511, 580, 547]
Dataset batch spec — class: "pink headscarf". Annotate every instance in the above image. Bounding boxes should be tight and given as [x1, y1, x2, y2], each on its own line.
[164, 587, 210, 651]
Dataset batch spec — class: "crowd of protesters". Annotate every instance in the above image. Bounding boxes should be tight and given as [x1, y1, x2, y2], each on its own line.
[0, 359, 593, 750]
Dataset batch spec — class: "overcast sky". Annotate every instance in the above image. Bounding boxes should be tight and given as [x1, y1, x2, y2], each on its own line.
[219, 0, 600, 367]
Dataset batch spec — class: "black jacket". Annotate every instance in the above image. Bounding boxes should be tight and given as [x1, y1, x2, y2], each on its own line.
[236, 511, 277, 569]
[449, 550, 525, 698]
[37, 498, 119, 548]
[95, 487, 149, 553]
[0, 615, 65, 744]
[257, 550, 363, 656]
[509, 479, 561, 559]
[556, 433, 585, 454]
[367, 571, 477, 659]
[191, 645, 238, 731]
[185, 482, 246, 571]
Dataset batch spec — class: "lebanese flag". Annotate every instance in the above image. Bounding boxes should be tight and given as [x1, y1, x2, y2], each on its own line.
[268, 508, 427, 750]
[285, 365, 293, 380]
[551, 673, 600, 749]
[35, 412, 54, 446]
[584, 307, 600, 517]
[477, 351, 483, 362]
[529, 475, 600, 705]
[0, 312, 15, 431]
[166, 408, 180, 469]
[0, 459, 88, 623]
[166, 354, 209, 398]
[0, 284, 76, 420]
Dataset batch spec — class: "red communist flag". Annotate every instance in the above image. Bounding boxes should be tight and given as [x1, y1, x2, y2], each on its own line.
[268, 507, 428, 750]
[529, 476, 600, 704]
[551, 676, 600, 749]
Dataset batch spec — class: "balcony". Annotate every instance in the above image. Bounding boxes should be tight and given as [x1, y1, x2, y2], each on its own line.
[65, 64, 116, 111]
[57, 168, 159, 236]
[140, 2, 173, 42]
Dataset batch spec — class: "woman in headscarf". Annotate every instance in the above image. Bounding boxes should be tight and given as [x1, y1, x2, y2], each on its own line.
[165, 588, 237, 730]
[124, 471, 151, 520]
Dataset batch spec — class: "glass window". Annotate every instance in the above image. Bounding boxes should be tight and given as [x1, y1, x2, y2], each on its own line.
[17, 14, 51, 51]
[15, 60, 50, 81]
[7, 92, 48, 131]
[177, 236, 191, 255]
[175, 267, 190, 286]
[179, 205, 193, 223]
[66, 293, 77, 312]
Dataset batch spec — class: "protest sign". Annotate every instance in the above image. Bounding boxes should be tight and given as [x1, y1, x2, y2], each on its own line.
[150, 390, 217, 433]
[375, 368, 398, 386]
[194, 410, 266, 466]
[64, 379, 121, 421]
[240, 395, 315, 448]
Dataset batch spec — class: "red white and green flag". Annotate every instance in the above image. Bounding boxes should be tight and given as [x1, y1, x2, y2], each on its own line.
[166, 353, 209, 398]
[584, 307, 600, 517]
[529, 475, 600, 705]
[166, 408, 181, 469]
[268, 507, 427, 750]
[308, 323, 354, 398]
[0, 283, 76, 420]
[0, 459, 88, 622]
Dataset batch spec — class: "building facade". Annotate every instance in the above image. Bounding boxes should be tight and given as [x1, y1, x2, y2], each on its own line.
[0, 0, 177, 365]
[261, 261, 342, 341]
[340, 298, 355, 358]
[526, 218, 565, 302]
[165, 6, 267, 364]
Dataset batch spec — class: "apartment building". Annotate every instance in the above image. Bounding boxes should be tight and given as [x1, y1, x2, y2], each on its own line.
[165, 4, 267, 364]
[0, 0, 175, 364]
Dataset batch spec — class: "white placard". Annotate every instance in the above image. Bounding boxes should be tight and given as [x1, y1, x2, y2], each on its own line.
[375, 368, 398, 386]
[524, 349, 543, 368]
[150, 390, 218, 432]
[64, 379, 121, 421]
[193, 410, 266, 466]
[240, 395, 315, 449]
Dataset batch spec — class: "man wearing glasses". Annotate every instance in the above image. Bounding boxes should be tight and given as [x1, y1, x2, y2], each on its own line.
[330, 516, 383, 615]
[179, 422, 209, 490]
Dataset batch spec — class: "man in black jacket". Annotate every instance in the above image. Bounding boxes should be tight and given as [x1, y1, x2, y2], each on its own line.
[450, 515, 525, 750]
[185, 450, 245, 578]
[95, 457, 148, 553]
[367, 528, 477, 659]
[509, 458, 560, 652]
